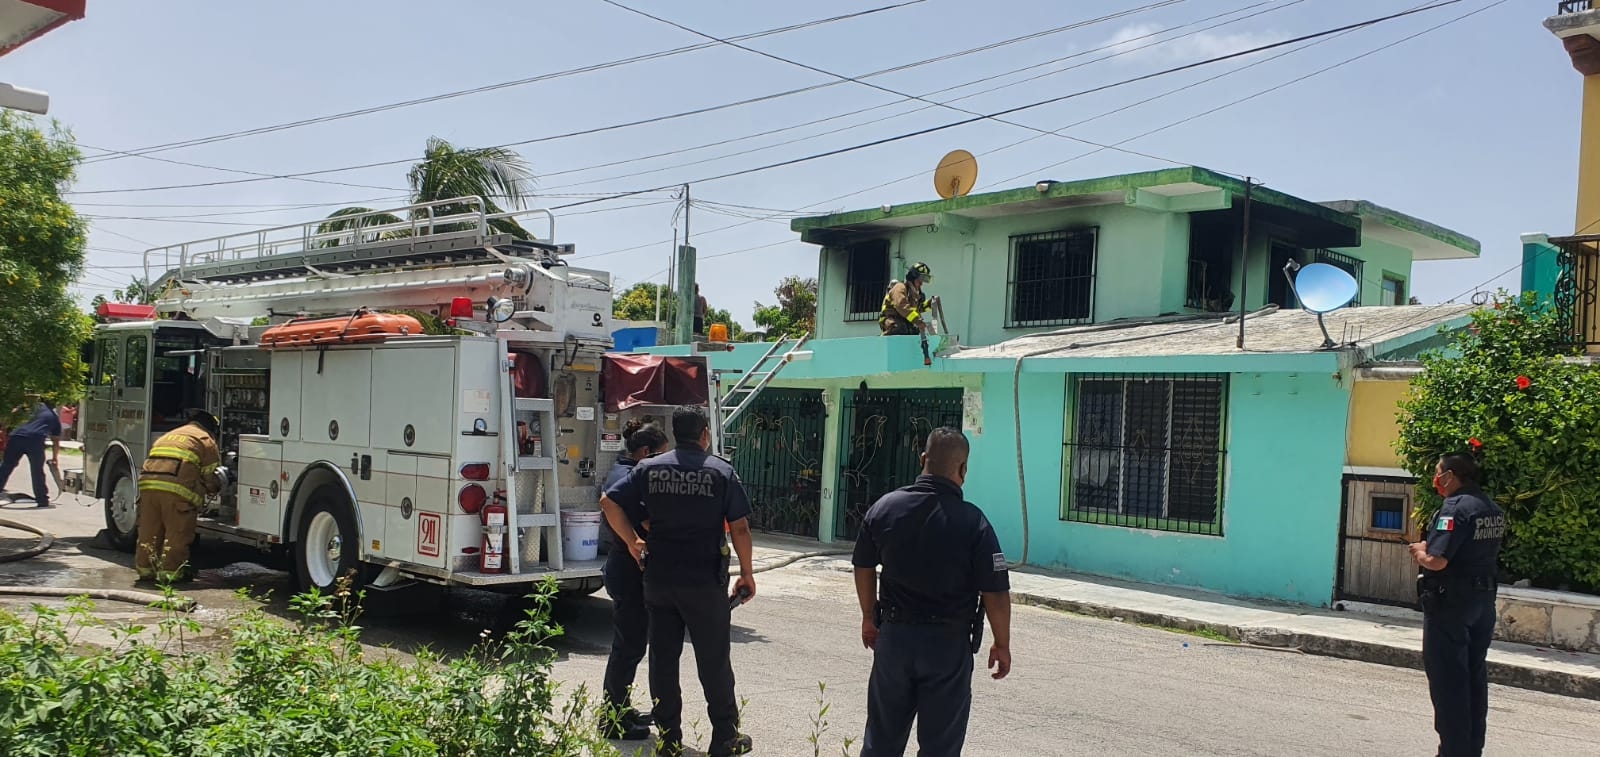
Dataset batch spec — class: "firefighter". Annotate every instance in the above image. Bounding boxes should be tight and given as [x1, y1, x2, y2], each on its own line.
[879, 262, 933, 336]
[598, 419, 670, 741]
[134, 409, 226, 583]
[0, 395, 62, 508]
[600, 407, 756, 757]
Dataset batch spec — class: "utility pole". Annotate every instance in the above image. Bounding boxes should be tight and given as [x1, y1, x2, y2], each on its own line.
[1236, 177, 1254, 350]
[674, 183, 698, 345]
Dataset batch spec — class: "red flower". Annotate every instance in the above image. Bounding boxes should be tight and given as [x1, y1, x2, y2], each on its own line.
[1469, 438, 1483, 450]
[1516, 375, 1532, 390]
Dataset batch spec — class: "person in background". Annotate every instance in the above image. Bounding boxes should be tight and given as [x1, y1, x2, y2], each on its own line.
[135, 409, 226, 583]
[694, 284, 709, 337]
[598, 420, 670, 741]
[879, 262, 934, 336]
[57, 406, 77, 441]
[600, 407, 756, 757]
[0, 395, 62, 508]
[852, 427, 1012, 757]
[1411, 451, 1505, 757]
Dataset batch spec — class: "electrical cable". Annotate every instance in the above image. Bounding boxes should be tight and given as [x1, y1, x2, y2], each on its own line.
[81, 2, 929, 165]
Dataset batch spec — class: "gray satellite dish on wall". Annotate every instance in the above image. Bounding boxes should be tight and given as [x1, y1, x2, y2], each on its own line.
[1283, 260, 1359, 350]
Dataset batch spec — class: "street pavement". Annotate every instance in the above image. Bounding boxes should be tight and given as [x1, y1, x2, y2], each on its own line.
[3, 472, 1599, 755]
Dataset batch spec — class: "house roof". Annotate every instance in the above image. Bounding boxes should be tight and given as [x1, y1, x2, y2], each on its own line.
[1318, 200, 1479, 260]
[788, 166, 1480, 260]
[946, 304, 1474, 362]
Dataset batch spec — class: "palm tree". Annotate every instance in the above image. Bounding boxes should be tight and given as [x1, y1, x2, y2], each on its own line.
[317, 137, 536, 247]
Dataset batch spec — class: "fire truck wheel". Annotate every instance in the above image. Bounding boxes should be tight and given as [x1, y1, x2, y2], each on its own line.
[102, 464, 141, 553]
[293, 494, 367, 594]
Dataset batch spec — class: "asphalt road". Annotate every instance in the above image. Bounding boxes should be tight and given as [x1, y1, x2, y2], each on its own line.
[3, 477, 1599, 756]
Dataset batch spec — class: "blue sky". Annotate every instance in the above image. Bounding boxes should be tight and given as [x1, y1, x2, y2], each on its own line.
[4, 0, 1577, 325]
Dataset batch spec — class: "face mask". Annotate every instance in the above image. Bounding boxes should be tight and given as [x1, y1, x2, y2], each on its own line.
[1432, 473, 1448, 496]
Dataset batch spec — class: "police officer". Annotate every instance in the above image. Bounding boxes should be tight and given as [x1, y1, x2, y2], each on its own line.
[1410, 452, 1504, 757]
[852, 427, 1012, 757]
[599, 407, 755, 757]
[597, 420, 669, 741]
[134, 409, 226, 583]
[879, 262, 933, 336]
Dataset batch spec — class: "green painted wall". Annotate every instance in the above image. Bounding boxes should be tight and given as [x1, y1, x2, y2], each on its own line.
[1333, 237, 1414, 306]
[1522, 235, 1561, 302]
[817, 204, 1193, 344]
[967, 368, 1351, 606]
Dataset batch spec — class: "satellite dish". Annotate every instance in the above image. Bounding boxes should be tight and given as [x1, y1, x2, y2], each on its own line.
[1283, 261, 1359, 350]
[934, 150, 978, 199]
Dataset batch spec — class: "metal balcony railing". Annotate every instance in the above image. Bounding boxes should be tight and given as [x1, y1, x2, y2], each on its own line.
[1550, 234, 1600, 347]
[1559, 1, 1595, 15]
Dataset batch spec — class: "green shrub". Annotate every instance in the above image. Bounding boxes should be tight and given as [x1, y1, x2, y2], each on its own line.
[0, 580, 620, 756]
[1396, 292, 1600, 593]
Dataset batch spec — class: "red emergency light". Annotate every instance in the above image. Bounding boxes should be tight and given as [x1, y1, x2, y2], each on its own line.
[96, 302, 157, 321]
[449, 297, 474, 319]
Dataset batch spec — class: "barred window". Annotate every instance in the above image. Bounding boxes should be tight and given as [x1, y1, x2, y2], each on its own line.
[1007, 228, 1096, 328]
[1063, 374, 1227, 535]
[843, 239, 890, 322]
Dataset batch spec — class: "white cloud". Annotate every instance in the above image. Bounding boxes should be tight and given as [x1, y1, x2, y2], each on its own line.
[1103, 23, 1286, 65]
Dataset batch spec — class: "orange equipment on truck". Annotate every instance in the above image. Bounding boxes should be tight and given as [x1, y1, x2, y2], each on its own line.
[259, 309, 422, 348]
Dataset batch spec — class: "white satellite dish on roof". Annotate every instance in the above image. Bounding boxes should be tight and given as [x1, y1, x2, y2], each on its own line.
[1283, 261, 1359, 350]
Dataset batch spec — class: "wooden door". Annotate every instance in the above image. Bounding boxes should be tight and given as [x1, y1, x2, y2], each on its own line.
[1337, 475, 1421, 606]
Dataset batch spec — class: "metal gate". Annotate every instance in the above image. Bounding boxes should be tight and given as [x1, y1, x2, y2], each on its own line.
[1336, 473, 1421, 606]
[728, 389, 826, 539]
[835, 388, 964, 540]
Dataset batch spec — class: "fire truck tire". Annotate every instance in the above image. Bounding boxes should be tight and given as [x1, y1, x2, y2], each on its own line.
[101, 463, 140, 553]
[292, 493, 369, 594]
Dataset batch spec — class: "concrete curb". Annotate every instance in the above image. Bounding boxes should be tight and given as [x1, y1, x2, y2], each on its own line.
[1012, 592, 1600, 701]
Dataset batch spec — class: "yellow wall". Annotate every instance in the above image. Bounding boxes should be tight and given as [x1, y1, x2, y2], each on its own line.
[1578, 75, 1600, 235]
[1347, 380, 1411, 468]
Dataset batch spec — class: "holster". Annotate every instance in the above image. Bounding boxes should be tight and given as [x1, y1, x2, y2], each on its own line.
[1417, 574, 1448, 613]
[969, 601, 986, 654]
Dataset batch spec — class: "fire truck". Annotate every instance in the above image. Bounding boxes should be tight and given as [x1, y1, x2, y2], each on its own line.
[63, 197, 761, 595]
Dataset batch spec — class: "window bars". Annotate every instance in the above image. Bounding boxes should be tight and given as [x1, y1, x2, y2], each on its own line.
[1007, 228, 1097, 328]
[843, 239, 890, 322]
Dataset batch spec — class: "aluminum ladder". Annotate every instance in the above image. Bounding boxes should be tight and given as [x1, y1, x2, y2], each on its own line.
[716, 333, 810, 454]
[498, 354, 565, 575]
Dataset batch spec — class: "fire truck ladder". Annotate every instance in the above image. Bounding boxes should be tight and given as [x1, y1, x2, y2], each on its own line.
[716, 333, 811, 455]
[500, 375, 568, 575]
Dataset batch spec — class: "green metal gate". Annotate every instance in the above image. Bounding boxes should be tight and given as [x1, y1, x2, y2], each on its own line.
[728, 389, 826, 539]
[835, 388, 965, 540]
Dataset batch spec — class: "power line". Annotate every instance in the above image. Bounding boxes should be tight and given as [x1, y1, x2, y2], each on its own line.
[65, 2, 1196, 196]
[598, 0, 1236, 175]
[80, 2, 928, 166]
[78, 142, 405, 192]
[542, 0, 1299, 192]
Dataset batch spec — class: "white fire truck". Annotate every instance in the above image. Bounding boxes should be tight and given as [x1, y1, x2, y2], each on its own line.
[65, 197, 741, 595]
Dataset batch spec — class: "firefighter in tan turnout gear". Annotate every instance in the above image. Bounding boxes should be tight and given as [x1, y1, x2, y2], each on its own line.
[879, 262, 934, 336]
[134, 410, 226, 582]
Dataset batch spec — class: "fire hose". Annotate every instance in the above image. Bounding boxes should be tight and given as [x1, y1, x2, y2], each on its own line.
[0, 517, 195, 611]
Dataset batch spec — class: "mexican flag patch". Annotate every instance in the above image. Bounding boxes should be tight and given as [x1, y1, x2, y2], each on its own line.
[1435, 515, 1456, 532]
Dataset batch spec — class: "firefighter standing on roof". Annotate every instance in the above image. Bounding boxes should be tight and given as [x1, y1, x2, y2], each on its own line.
[135, 410, 226, 583]
[879, 262, 933, 336]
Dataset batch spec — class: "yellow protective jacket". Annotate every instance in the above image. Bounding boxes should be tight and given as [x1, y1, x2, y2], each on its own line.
[138, 422, 222, 507]
[879, 281, 927, 333]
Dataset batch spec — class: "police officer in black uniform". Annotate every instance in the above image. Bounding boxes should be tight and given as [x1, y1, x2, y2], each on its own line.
[600, 407, 755, 757]
[1410, 452, 1505, 757]
[852, 427, 1012, 757]
[597, 420, 669, 741]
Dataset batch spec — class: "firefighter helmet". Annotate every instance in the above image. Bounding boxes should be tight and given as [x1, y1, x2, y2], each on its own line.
[908, 261, 933, 284]
[187, 409, 221, 438]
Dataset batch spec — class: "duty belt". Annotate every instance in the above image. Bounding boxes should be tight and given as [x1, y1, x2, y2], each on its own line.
[878, 605, 968, 627]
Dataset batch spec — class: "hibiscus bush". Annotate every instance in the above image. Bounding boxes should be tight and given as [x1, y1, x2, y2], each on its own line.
[1396, 291, 1600, 593]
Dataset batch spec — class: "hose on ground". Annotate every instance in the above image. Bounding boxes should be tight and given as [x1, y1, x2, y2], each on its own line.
[0, 585, 196, 612]
[729, 549, 851, 576]
[0, 517, 54, 563]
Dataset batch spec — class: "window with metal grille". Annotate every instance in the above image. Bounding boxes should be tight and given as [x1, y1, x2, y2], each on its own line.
[843, 239, 890, 322]
[1380, 275, 1406, 306]
[1063, 374, 1227, 535]
[1312, 249, 1365, 306]
[1007, 228, 1096, 328]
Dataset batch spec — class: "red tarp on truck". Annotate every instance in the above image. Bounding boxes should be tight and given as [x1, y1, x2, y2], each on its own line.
[602, 354, 709, 411]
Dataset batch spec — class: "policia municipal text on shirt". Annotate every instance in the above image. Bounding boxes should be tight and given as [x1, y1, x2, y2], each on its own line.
[1409, 452, 1504, 757]
[600, 407, 756, 757]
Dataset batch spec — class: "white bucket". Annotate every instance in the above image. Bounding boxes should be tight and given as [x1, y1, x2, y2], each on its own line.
[561, 510, 604, 562]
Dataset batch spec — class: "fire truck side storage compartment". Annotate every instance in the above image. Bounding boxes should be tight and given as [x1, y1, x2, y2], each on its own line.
[372, 344, 456, 456]
[236, 436, 283, 536]
[271, 351, 304, 442]
[301, 349, 372, 448]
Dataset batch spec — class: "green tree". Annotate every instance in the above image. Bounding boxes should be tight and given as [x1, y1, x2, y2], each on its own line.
[0, 111, 90, 408]
[611, 281, 743, 339]
[319, 137, 536, 246]
[1396, 292, 1600, 593]
[752, 275, 817, 340]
